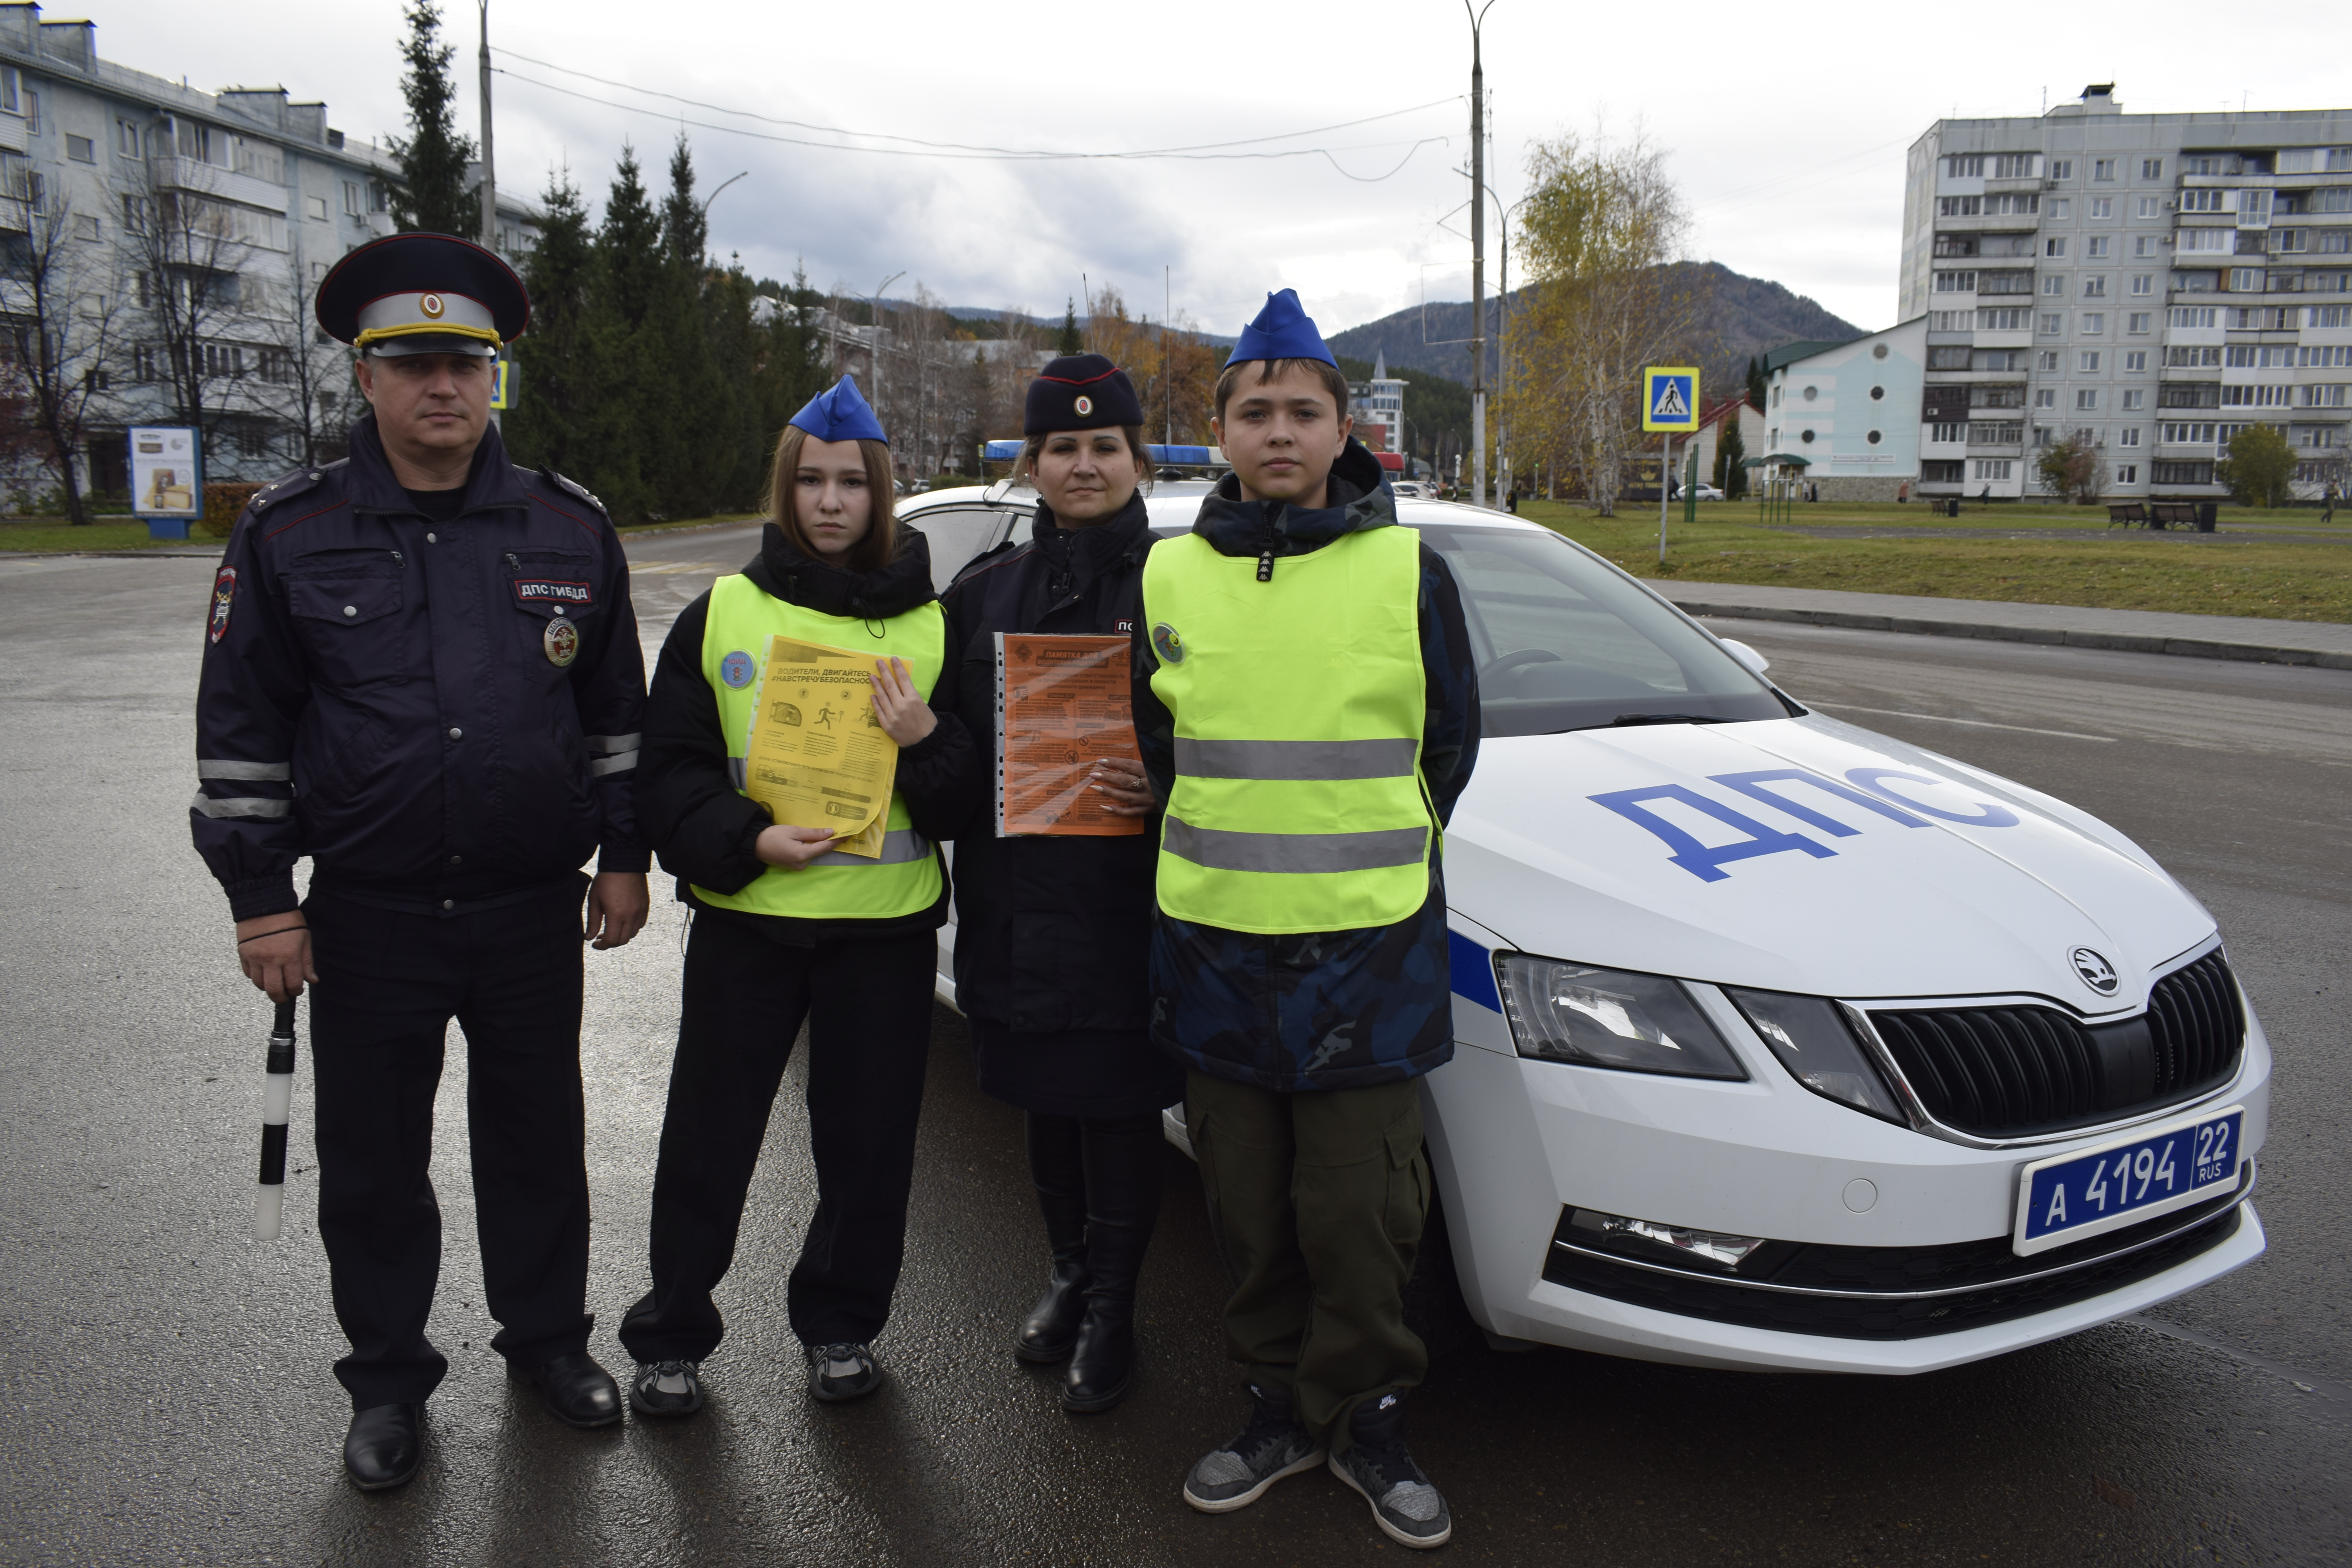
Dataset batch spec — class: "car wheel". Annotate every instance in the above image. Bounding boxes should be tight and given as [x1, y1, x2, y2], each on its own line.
[1402, 1167, 1484, 1361]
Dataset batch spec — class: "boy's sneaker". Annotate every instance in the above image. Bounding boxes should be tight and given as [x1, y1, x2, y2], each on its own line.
[1329, 1394, 1452, 1549]
[1181, 1386, 1326, 1514]
[807, 1342, 882, 1403]
[630, 1359, 703, 1417]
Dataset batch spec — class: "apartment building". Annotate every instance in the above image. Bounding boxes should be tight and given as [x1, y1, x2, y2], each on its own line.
[0, 2, 538, 494]
[1898, 85, 2352, 501]
[1347, 351, 1406, 455]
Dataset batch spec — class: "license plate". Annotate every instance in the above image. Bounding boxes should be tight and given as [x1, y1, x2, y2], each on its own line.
[2012, 1105, 2244, 1257]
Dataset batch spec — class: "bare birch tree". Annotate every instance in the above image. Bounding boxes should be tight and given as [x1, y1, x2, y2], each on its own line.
[0, 193, 130, 523]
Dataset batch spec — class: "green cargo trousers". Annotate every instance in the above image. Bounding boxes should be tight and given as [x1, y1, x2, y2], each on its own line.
[1183, 1069, 1430, 1453]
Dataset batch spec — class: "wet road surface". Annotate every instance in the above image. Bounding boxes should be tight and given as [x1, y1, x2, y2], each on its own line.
[0, 537, 2346, 1565]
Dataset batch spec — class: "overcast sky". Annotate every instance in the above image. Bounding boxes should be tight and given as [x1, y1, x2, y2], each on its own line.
[84, 0, 2352, 341]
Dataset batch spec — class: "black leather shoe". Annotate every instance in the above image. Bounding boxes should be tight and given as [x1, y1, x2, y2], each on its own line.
[1059, 1301, 1135, 1413]
[525, 1352, 623, 1428]
[1016, 1258, 1090, 1364]
[344, 1404, 422, 1491]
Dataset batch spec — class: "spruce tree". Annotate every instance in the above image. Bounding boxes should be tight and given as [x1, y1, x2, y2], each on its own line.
[1058, 298, 1083, 355]
[652, 136, 730, 516]
[1744, 356, 1766, 411]
[1719, 418, 1748, 499]
[386, 0, 477, 236]
[503, 169, 593, 473]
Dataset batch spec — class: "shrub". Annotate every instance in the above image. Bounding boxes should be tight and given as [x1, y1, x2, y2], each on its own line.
[200, 482, 265, 538]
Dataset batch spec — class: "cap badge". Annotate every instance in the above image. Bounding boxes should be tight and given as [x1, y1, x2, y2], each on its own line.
[543, 617, 579, 668]
[420, 293, 446, 319]
[1073, 395, 1093, 417]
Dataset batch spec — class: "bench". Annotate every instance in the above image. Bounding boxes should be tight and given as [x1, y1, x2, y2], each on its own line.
[2106, 502, 2149, 528]
[2150, 502, 2199, 530]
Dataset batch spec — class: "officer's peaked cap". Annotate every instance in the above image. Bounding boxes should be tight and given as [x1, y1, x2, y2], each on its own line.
[1224, 288, 1336, 368]
[317, 232, 529, 358]
[789, 375, 890, 445]
[1024, 354, 1145, 434]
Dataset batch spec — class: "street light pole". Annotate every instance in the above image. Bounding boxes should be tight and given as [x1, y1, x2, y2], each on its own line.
[867, 269, 905, 450]
[1466, 0, 1495, 508]
[477, 0, 496, 250]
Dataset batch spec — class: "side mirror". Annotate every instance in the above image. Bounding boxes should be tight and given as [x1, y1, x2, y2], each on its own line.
[1721, 637, 1770, 676]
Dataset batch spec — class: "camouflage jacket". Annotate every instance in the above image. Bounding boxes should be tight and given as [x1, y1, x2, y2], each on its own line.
[1132, 441, 1480, 1092]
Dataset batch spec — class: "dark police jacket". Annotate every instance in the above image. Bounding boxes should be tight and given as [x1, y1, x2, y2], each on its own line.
[1131, 441, 1481, 1093]
[191, 414, 647, 920]
[934, 494, 1158, 1033]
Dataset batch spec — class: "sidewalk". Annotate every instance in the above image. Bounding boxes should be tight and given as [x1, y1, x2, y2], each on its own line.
[1662, 580, 2352, 671]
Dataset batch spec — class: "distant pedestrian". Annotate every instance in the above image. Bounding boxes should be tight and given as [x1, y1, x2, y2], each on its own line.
[2325, 482, 2339, 524]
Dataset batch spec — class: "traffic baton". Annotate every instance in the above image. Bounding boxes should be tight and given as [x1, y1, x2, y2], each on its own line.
[254, 997, 298, 1240]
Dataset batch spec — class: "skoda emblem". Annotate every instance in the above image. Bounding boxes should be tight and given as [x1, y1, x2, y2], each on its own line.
[420, 292, 446, 318]
[1073, 394, 1094, 417]
[2070, 947, 2119, 995]
[1151, 622, 1184, 664]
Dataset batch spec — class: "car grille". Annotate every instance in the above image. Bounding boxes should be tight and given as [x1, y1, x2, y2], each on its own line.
[1542, 1169, 2252, 1340]
[1868, 951, 2244, 1138]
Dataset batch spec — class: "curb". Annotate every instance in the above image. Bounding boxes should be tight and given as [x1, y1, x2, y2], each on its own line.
[1669, 597, 2352, 672]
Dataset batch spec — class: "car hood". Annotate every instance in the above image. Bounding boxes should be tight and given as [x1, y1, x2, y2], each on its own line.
[1445, 714, 2214, 1015]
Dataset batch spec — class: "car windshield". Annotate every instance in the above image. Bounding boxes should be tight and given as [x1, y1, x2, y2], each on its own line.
[1417, 522, 1790, 738]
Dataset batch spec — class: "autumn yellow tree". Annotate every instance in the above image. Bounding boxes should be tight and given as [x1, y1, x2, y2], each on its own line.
[1083, 282, 1223, 446]
[1503, 127, 1712, 515]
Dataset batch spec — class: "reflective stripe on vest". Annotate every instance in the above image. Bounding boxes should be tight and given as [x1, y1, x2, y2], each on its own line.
[1143, 525, 1431, 935]
[695, 573, 946, 921]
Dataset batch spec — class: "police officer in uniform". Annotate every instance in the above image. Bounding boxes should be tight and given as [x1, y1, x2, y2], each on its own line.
[191, 233, 650, 1490]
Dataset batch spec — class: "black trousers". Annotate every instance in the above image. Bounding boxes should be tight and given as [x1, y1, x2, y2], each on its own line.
[303, 883, 593, 1410]
[619, 916, 936, 1363]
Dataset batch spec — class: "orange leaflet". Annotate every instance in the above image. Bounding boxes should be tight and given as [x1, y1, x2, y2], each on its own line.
[996, 633, 1145, 838]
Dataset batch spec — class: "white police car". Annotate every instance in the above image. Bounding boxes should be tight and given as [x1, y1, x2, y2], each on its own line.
[903, 486, 2268, 1375]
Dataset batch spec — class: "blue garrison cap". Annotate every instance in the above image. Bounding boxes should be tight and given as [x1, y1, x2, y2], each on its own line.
[789, 374, 890, 445]
[1225, 288, 1337, 368]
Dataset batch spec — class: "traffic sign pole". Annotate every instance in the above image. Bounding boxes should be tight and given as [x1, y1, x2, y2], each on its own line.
[1658, 434, 1670, 564]
[1640, 367, 1698, 567]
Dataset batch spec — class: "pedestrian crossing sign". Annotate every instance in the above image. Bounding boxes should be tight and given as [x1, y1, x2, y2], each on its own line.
[1646, 369, 1703, 432]
[1642, 367, 1699, 432]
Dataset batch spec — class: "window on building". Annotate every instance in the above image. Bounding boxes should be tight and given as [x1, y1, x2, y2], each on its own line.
[1933, 270, 1978, 292]
[1945, 155, 1985, 178]
[0, 67, 17, 115]
[2123, 364, 2147, 386]
[2082, 316, 2105, 336]
[2136, 198, 2160, 220]
[2272, 229, 2308, 254]
[2089, 201, 2112, 223]
[2166, 345, 2223, 367]
[2050, 198, 2071, 220]
[2169, 305, 2217, 328]
[1928, 423, 1965, 443]
[2142, 158, 2164, 180]
[72, 213, 98, 241]
[2076, 388, 2100, 410]
[1937, 195, 1982, 218]
[2049, 160, 2074, 181]
[115, 118, 138, 156]
[2118, 428, 2141, 447]
[2303, 384, 2350, 407]
[2115, 464, 2138, 483]
[2044, 237, 2067, 259]
[25, 91, 38, 135]
[2229, 267, 2265, 292]
[2083, 276, 2108, 298]
[2093, 158, 2116, 181]
[2041, 277, 2064, 298]
[2039, 315, 2064, 339]
[2180, 189, 2227, 214]
[2034, 388, 2058, 408]
[2038, 350, 2061, 371]
[2128, 275, 2153, 297]
[2160, 423, 2218, 444]
[65, 134, 94, 164]
[2083, 236, 2109, 259]
[341, 180, 363, 216]
[1978, 307, 2031, 329]
[305, 194, 327, 221]
[1994, 153, 2038, 179]
[1973, 459, 2013, 481]
[2221, 384, 2294, 407]
[2127, 315, 2151, 337]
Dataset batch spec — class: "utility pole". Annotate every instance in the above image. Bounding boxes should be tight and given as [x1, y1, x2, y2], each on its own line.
[476, 0, 496, 250]
[1466, 0, 1495, 508]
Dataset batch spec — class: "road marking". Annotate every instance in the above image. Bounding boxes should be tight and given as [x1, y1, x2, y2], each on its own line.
[2126, 1315, 2352, 1406]
[1808, 702, 2118, 743]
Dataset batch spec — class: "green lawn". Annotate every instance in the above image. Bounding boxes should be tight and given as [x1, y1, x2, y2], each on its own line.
[1524, 501, 2352, 624]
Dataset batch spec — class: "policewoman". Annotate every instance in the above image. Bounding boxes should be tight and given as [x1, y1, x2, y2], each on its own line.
[619, 376, 973, 1415]
[927, 355, 1180, 1413]
[191, 234, 650, 1490]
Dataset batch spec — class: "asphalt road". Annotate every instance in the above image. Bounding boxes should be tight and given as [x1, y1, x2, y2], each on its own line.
[1, 533, 2347, 1566]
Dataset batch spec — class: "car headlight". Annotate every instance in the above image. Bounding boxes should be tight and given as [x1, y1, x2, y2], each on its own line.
[1724, 987, 1907, 1124]
[1497, 956, 1747, 1079]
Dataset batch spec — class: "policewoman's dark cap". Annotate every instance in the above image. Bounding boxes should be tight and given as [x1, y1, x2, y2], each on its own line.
[1024, 354, 1145, 434]
[316, 232, 530, 358]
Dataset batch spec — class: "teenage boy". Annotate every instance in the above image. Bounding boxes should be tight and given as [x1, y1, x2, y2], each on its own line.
[1133, 289, 1479, 1550]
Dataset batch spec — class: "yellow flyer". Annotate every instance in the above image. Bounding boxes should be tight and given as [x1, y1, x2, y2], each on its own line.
[740, 636, 898, 858]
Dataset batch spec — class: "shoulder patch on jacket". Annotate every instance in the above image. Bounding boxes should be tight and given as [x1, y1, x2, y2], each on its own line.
[539, 466, 608, 516]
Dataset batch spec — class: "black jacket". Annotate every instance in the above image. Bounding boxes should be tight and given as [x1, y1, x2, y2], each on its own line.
[637, 522, 973, 943]
[191, 414, 646, 920]
[1131, 440, 1481, 1091]
[933, 493, 1159, 1032]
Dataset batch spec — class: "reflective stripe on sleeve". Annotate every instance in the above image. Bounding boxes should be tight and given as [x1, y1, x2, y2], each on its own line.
[1172, 737, 1418, 782]
[585, 733, 643, 753]
[189, 791, 293, 820]
[728, 757, 747, 791]
[197, 759, 292, 781]
[590, 750, 639, 777]
[807, 829, 931, 869]
[1161, 816, 1426, 875]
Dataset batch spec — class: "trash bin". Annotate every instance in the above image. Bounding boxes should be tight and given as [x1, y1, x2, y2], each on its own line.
[1945, 497, 1962, 518]
[2196, 503, 2218, 532]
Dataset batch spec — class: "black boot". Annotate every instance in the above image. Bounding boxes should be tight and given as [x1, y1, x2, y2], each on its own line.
[1017, 1112, 1090, 1364]
[1061, 1113, 1163, 1413]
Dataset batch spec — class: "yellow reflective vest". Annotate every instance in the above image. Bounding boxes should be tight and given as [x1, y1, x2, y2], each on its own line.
[1142, 524, 1432, 935]
[695, 572, 946, 921]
